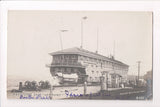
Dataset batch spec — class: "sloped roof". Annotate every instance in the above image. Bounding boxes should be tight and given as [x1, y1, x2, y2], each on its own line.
[50, 47, 128, 67]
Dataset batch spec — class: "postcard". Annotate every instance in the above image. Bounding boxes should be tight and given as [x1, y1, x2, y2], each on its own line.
[7, 10, 152, 100]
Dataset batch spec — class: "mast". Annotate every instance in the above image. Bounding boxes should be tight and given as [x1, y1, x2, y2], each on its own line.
[59, 30, 68, 50]
[96, 27, 99, 53]
[59, 17, 68, 50]
[113, 40, 115, 59]
[80, 16, 87, 49]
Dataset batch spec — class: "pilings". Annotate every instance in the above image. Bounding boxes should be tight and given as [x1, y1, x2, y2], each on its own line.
[49, 85, 53, 99]
[84, 81, 87, 95]
[19, 82, 23, 91]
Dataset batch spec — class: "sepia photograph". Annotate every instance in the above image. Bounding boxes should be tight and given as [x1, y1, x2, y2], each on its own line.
[7, 10, 152, 100]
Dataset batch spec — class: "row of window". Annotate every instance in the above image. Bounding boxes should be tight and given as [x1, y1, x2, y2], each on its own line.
[88, 75, 122, 81]
[79, 55, 127, 69]
[92, 70, 101, 74]
[88, 63, 127, 70]
[52, 59, 77, 65]
[52, 54, 128, 70]
[54, 68, 80, 74]
[53, 55, 77, 60]
[89, 77, 100, 81]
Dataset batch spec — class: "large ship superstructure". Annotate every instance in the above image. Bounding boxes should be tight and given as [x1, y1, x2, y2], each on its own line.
[48, 47, 129, 87]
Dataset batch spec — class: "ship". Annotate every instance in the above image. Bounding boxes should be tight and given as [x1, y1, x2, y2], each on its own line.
[47, 47, 129, 87]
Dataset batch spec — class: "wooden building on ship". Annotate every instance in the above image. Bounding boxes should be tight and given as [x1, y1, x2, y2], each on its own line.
[48, 47, 129, 87]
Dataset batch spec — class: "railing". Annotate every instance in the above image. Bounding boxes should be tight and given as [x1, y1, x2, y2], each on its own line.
[52, 60, 82, 66]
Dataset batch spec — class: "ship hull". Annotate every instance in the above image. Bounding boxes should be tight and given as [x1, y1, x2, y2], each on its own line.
[50, 67, 87, 85]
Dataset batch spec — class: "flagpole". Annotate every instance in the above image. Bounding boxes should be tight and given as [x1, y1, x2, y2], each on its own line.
[96, 27, 99, 53]
[81, 16, 87, 49]
[59, 29, 68, 50]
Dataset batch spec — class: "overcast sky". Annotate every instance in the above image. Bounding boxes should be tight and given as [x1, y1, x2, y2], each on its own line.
[7, 11, 152, 80]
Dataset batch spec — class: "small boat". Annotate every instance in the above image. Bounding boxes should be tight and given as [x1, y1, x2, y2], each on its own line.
[55, 73, 78, 84]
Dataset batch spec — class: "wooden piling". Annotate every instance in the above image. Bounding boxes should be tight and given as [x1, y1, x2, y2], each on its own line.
[49, 85, 53, 99]
[84, 81, 87, 95]
[19, 82, 23, 91]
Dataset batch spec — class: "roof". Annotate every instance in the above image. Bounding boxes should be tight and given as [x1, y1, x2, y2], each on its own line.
[46, 64, 85, 68]
[50, 47, 129, 67]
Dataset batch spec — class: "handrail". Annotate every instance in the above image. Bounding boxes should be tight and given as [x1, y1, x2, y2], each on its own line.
[52, 60, 81, 66]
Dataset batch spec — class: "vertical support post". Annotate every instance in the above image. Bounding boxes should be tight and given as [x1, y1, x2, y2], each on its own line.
[81, 19, 83, 48]
[96, 27, 99, 53]
[59, 30, 68, 50]
[59, 31, 63, 50]
[84, 81, 87, 95]
[113, 40, 115, 58]
[49, 85, 53, 99]
[106, 73, 108, 91]
[137, 61, 141, 86]
[19, 82, 23, 91]
[80, 16, 87, 48]
[100, 74, 106, 91]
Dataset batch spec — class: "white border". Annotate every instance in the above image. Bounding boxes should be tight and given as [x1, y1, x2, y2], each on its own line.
[0, 1, 160, 107]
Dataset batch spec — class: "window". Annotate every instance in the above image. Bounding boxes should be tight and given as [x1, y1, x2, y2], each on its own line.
[92, 71, 94, 74]
[72, 55, 75, 59]
[69, 55, 72, 59]
[91, 58, 94, 62]
[96, 71, 99, 74]
[67, 68, 71, 74]
[66, 55, 69, 59]
[80, 56, 83, 60]
[97, 59, 99, 63]
[101, 72, 103, 75]
[86, 57, 89, 61]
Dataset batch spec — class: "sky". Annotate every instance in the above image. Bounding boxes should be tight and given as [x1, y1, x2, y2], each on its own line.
[7, 11, 152, 80]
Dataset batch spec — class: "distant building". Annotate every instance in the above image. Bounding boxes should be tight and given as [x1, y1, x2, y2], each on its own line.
[143, 70, 152, 80]
[47, 47, 129, 86]
[143, 70, 152, 98]
[127, 75, 144, 86]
